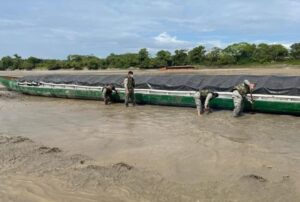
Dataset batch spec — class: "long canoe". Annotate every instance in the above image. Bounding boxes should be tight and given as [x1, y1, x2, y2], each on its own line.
[1, 76, 300, 115]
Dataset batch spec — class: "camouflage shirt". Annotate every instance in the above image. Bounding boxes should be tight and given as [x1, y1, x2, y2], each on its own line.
[233, 83, 250, 96]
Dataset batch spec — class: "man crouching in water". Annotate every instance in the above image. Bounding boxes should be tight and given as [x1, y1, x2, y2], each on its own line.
[124, 71, 136, 107]
[232, 80, 256, 117]
[194, 89, 219, 116]
[102, 84, 118, 105]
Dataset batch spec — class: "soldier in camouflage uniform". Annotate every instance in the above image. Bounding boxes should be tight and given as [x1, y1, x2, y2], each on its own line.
[124, 71, 136, 107]
[194, 89, 219, 116]
[102, 84, 118, 105]
[232, 80, 256, 117]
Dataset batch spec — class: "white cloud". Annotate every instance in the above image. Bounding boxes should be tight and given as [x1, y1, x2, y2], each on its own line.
[0, 0, 299, 58]
[154, 32, 187, 45]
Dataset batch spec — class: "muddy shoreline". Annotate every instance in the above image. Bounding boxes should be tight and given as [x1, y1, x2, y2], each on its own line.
[1, 135, 299, 202]
[0, 136, 188, 202]
[1, 69, 300, 201]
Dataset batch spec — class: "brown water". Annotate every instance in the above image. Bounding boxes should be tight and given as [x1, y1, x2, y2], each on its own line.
[1, 90, 300, 201]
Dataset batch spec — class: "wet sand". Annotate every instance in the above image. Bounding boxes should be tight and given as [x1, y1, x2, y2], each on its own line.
[1, 88, 300, 201]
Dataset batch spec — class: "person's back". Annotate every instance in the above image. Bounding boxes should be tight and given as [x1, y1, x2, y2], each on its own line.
[233, 82, 250, 96]
[194, 89, 218, 116]
[200, 89, 211, 98]
[102, 84, 117, 105]
[232, 80, 256, 117]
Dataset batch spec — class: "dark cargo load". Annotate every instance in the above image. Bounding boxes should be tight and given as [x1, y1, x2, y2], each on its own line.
[18, 74, 300, 96]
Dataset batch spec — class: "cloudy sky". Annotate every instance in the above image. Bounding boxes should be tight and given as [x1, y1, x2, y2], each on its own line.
[0, 0, 299, 58]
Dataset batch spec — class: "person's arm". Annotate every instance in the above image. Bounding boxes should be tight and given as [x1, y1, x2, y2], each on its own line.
[124, 78, 128, 89]
[247, 90, 254, 103]
[113, 87, 118, 94]
[124, 78, 129, 94]
[244, 88, 254, 103]
[244, 84, 256, 103]
[194, 92, 201, 116]
[204, 93, 213, 109]
[102, 88, 107, 98]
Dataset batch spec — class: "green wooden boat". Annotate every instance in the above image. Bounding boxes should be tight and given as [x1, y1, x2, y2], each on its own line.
[1, 76, 300, 115]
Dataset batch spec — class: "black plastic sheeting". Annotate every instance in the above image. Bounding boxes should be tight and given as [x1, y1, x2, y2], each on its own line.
[18, 74, 300, 96]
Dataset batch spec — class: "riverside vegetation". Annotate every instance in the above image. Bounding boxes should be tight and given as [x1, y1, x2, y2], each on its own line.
[1, 42, 300, 71]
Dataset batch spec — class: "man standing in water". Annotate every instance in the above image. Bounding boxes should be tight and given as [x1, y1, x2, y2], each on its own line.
[102, 84, 118, 105]
[124, 71, 136, 107]
[232, 80, 256, 117]
[194, 89, 219, 116]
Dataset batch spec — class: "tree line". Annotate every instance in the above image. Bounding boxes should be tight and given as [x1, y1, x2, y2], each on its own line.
[1, 42, 300, 71]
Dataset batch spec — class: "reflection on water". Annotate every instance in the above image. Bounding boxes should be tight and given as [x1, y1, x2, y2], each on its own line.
[1, 94, 300, 184]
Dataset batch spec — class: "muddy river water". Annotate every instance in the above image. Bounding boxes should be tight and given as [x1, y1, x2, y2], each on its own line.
[1, 79, 300, 201]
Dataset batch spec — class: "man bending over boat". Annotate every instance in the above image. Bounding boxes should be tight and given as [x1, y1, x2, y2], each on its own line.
[232, 80, 256, 117]
[102, 84, 118, 105]
[194, 89, 219, 116]
[124, 71, 136, 107]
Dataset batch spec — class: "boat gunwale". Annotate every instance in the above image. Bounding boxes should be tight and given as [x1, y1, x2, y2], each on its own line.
[16, 81, 300, 103]
[0, 77, 299, 115]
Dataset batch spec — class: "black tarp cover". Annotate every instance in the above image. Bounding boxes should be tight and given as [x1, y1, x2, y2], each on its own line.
[18, 74, 300, 96]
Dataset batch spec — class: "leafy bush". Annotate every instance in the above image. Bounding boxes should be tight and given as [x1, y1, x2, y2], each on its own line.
[1, 43, 300, 70]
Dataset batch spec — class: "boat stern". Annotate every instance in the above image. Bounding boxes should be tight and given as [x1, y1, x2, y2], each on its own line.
[0, 76, 18, 90]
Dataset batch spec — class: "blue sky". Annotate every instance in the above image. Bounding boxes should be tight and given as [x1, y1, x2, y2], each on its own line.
[0, 0, 299, 59]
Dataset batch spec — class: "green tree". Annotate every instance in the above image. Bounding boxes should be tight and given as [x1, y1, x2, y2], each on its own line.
[47, 60, 64, 70]
[138, 48, 150, 68]
[205, 47, 222, 65]
[106, 53, 119, 68]
[253, 44, 288, 63]
[188, 45, 206, 64]
[269, 44, 288, 61]
[0, 60, 4, 70]
[86, 59, 99, 70]
[80, 56, 99, 70]
[69, 61, 82, 70]
[154, 50, 172, 67]
[12, 54, 22, 70]
[27, 57, 42, 69]
[67, 55, 84, 68]
[22, 61, 35, 70]
[253, 43, 272, 63]
[172, 49, 188, 66]
[290, 43, 300, 59]
[217, 53, 237, 65]
[106, 53, 139, 69]
[67, 55, 83, 62]
[223, 42, 256, 64]
[1, 56, 14, 69]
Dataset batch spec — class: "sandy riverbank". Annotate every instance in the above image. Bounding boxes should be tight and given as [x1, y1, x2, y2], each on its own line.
[1, 135, 299, 202]
[1, 87, 300, 201]
[1, 65, 300, 78]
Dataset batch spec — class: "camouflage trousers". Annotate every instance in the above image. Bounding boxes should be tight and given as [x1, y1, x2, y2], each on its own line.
[102, 88, 113, 105]
[104, 95, 112, 105]
[232, 90, 244, 117]
[194, 92, 213, 114]
[125, 89, 135, 107]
